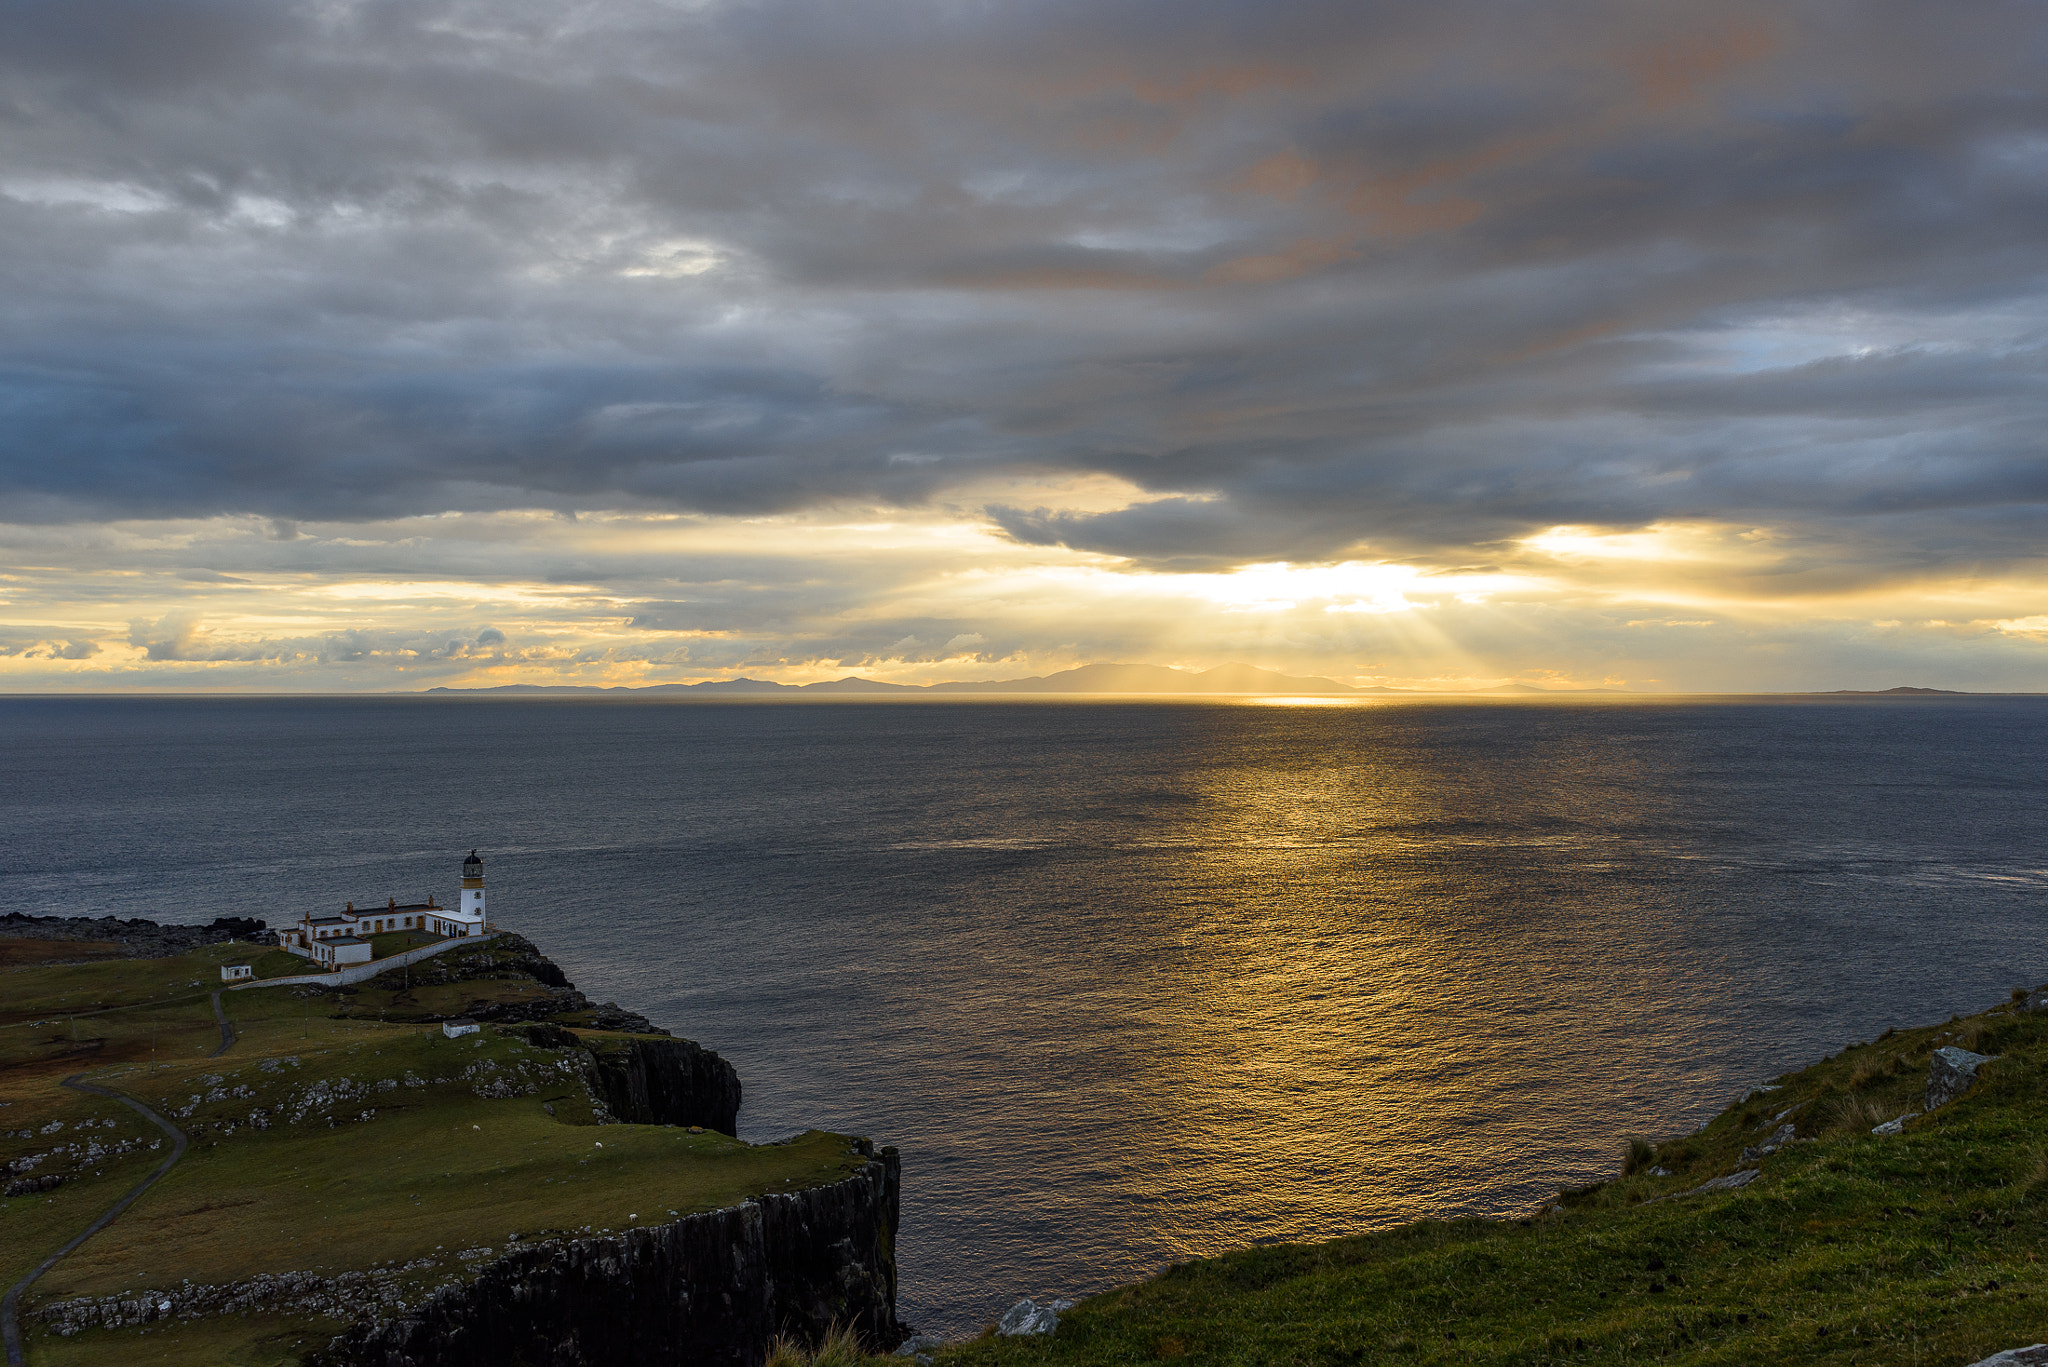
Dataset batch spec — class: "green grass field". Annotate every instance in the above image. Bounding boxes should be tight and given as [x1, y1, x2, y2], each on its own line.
[0, 939, 869, 1366]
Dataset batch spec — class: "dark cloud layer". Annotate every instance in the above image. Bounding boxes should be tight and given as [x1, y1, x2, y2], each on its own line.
[2, 0, 2045, 576]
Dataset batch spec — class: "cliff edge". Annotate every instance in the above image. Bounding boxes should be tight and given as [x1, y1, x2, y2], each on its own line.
[325, 1143, 901, 1366]
[0, 918, 894, 1366]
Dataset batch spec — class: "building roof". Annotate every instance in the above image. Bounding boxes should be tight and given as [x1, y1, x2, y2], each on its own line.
[327, 935, 367, 945]
[318, 902, 436, 920]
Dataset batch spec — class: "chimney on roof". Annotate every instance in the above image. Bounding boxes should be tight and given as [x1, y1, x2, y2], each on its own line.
[388, 897, 396, 909]
[346, 902, 353, 912]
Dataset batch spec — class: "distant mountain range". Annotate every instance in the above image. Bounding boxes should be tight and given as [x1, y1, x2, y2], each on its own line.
[423, 662, 1633, 696]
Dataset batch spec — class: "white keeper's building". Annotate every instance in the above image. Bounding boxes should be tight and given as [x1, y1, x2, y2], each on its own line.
[277, 850, 491, 969]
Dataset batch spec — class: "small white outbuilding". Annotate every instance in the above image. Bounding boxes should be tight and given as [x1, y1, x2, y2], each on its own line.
[220, 964, 253, 982]
[442, 1017, 480, 1039]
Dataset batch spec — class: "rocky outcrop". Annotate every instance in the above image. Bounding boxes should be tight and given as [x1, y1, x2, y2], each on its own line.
[996, 1298, 1073, 1336]
[1739, 1123, 1796, 1161]
[0, 911, 264, 957]
[1647, 1168, 1759, 1205]
[1965, 1348, 2048, 1367]
[361, 934, 670, 1036]
[1926, 1046, 1995, 1110]
[322, 1144, 903, 1367]
[38, 1262, 440, 1336]
[578, 1036, 743, 1137]
[351, 936, 739, 1131]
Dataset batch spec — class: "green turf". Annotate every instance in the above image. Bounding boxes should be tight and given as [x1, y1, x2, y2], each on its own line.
[27, 1312, 342, 1367]
[365, 930, 444, 960]
[247, 949, 319, 980]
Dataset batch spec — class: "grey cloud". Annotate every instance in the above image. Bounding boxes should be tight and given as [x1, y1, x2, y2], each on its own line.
[0, 636, 102, 659]
[1, 0, 2046, 579]
[990, 497, 1368, 570]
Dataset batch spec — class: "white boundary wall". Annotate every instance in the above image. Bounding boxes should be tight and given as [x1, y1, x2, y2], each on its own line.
[229, 931, 503, 992]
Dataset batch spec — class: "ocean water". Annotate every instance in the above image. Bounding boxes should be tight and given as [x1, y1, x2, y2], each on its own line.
[2, 694, 2045, 1332]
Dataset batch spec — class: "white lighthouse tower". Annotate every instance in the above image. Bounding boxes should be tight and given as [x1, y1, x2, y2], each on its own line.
[454, 849, 487, 935]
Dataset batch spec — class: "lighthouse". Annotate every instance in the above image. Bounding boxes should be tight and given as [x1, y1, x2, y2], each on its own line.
[456, 849, 487, 934]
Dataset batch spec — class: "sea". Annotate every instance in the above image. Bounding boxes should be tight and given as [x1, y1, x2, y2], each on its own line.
[2, 694, 2044, 1333]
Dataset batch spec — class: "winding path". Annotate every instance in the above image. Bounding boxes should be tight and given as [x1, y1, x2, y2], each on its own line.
[208, 990, 237, 1058]
[0, 991, 235, 1365]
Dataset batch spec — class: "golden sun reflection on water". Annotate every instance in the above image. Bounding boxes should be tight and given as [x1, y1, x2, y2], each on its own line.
[926, 704, 1702, 1280]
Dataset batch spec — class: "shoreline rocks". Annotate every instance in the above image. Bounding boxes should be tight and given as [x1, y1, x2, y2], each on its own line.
[0, 911, 265, 958]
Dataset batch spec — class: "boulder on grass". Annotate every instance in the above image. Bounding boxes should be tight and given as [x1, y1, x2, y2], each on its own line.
[1964, 1347, 2048, 1367]
[996, 1298, 1074, 1337]
[1926, 1046, 1995, 1110]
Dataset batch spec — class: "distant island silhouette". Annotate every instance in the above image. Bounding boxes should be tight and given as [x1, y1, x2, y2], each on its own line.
[1810, 686, 1972, 695]
[422, 663, 1635, 696]
[416, 670, 2004, 697]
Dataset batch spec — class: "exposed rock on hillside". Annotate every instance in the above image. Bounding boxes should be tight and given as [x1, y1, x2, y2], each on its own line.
[351, 934, 743, 1133]
[1966, 1348, 2048, 1367]
[363, 934, 669, 1036]
[1927, 1045, 1996, 1109]
[321, 1143, 903, 1366]
[996, 1298, 1073, 1336]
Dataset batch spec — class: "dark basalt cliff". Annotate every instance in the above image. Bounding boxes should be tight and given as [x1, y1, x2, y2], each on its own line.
[324, 1143, 903, 1367]
[581, 1034, 744, 1137]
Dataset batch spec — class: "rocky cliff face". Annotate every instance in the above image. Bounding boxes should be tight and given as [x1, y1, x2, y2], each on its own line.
[580, 1035, 743, 1137]
[323, 1143, 902, 1367]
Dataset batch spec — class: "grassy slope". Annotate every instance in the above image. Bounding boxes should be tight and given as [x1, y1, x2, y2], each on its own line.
[0, 941, 866, 1367]
[942, 996, 2048, 1367]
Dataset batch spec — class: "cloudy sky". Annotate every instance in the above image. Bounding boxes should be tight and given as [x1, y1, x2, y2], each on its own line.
[3, 0, 2045, 691]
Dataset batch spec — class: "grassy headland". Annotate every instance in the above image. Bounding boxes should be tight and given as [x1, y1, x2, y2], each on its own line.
[0, 935, 868, 1366]
[933, 992, 2048, 1367]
